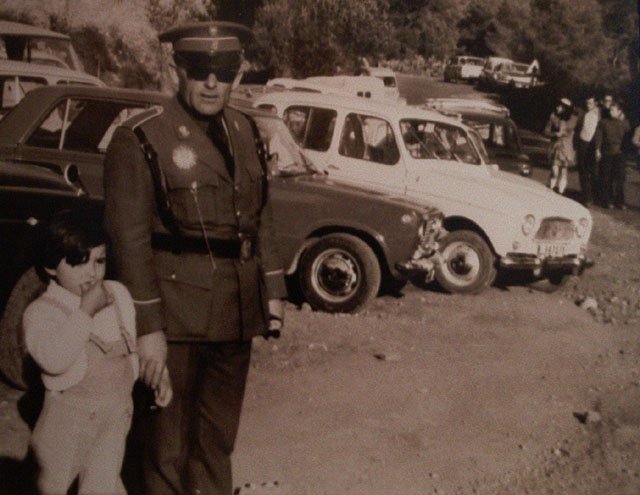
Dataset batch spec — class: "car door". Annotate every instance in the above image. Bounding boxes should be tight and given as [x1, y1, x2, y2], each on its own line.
[323, 110, 406, 195]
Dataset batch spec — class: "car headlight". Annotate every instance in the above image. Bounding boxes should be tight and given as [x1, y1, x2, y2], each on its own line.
[575, 217, 589, 238]
[521, 214, 536, 236]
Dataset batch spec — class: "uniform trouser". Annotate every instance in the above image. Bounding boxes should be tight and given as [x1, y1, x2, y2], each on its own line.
[600, 152, 626, 206]
[576, 139, 597, 202]
[142, 340, 252, 495]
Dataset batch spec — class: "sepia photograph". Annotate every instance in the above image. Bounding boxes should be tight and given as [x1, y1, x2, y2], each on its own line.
[0, 0, 638, 494]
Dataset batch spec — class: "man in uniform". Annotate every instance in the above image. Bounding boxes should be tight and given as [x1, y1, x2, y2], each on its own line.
[103, 22, 286, 495]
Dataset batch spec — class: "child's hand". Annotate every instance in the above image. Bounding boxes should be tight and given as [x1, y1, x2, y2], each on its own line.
[154, 366, 173, 408]
[80, 282, 112, 317]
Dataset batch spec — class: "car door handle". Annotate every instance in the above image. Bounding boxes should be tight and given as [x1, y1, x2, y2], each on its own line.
[327, 164, 340, 170]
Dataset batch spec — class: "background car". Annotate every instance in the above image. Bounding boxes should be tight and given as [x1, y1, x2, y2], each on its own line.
[354, 66, 400, 101]
[423, 99, 532, 177]
[0, 20, 84, 71]
[0, 85, 443, 317]
[0, 60, 105, 117]
[443, 55, 485, 83]
[254, 90, 593, 295]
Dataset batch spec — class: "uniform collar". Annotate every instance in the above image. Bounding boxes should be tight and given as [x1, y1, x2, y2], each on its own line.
[45, 280, 81, 310]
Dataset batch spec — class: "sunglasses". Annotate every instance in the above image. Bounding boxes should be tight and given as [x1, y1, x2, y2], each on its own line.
[183, 65, 238, 83]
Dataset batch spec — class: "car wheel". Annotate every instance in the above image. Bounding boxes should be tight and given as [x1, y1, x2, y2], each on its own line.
[0, 267, 46, 390]
[527, 274, 571, 293]
[299, 233, 381, 313]
[435, 230, 496, 294]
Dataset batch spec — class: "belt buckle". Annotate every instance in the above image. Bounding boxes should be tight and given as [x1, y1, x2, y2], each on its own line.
[240, 238, 252, 262]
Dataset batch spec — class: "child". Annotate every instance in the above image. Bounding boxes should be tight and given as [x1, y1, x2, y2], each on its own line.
[23, 208, 172, 495]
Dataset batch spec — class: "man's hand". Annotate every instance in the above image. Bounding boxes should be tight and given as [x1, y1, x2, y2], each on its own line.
[595, 149, 602, 162]
[268, 298, 284, 331]
[137, 331, 168, 389]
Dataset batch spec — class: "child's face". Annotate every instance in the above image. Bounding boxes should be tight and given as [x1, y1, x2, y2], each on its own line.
[46, 244, 107, 296]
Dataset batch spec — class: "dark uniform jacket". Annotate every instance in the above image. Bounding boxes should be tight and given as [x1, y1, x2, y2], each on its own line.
[103, 96, 286, 342]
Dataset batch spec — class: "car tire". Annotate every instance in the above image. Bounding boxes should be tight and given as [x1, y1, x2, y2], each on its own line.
[298, 233, 381, 313]
[527, 274, 571, 293]
[0, 267, 46, 390]
[435, 230, 496, 294]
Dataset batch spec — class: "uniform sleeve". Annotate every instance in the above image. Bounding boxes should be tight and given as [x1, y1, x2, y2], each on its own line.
[103, 127, 166, 337]
[23, 302, 92, 375]
[257, 181, 287, 300]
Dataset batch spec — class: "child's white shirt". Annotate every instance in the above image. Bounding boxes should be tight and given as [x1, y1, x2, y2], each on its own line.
[23, 280, 138, 391]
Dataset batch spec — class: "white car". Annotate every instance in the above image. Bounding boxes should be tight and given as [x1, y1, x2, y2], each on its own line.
[254, 91, 592, 294]
[443, 56, 485, 83]
[354, 66, 400, 101]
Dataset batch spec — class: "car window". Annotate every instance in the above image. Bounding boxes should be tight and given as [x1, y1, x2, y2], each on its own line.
[339, 113, 399, 165]
[283, 105, 336, 152]
[26, 98, 147, 153]
[1, 75, 47, 112]
[400, 119, 481, 165]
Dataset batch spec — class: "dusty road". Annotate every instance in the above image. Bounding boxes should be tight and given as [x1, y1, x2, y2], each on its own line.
[1, 76, 639, 494]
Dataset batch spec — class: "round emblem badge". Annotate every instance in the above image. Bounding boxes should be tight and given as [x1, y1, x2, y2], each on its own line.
[173, 145, 197, 170]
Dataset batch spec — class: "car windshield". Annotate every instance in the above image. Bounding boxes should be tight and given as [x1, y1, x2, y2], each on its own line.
[400, 119, 481, 165]
[467, 128, 489, 163]
[463, 57, 484, 66]
[253, 115, 319, 176]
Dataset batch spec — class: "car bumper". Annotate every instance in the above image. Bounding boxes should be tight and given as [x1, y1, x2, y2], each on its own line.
[500, 252, 593, 276]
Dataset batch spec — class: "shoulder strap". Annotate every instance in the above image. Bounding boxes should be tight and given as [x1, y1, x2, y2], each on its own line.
[132, 125, 183, 249]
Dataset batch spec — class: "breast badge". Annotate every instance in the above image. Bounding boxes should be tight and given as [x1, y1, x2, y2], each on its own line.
[173, 145, 197, 170]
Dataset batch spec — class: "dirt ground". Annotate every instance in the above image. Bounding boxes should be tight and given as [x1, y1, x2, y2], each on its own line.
[3, 209, 638, 495]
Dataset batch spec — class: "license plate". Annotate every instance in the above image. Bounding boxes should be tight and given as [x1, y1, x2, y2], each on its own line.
[536, 243, 566, 257]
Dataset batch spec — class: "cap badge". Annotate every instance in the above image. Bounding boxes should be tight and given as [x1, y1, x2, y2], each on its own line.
[173, 145, 197, 170]
[209, 39, 219, 53]
[208, 26, 218, 36]
[177, 125, 190, 139]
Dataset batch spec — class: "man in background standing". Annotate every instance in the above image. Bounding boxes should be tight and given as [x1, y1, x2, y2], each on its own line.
[575, 95, 600, 205]
[595, 102, 631, 209]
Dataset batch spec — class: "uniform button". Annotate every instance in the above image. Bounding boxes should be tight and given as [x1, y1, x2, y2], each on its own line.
[236, 210, 241, 217]
[234, 185, 240, 192]
[170, 273, 177, 280]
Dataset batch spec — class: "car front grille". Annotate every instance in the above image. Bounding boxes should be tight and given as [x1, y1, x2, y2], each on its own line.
[534, 218, 574, 241]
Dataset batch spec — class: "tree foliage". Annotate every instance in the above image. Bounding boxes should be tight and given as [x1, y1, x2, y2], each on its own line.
[0, 0, 636, 98]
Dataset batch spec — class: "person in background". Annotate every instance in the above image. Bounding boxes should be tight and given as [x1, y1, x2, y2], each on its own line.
[545, 98, 576, 194]
[595, 102, 631, 209]
[104, 22, 286, 495]
[631, 124, 640, 167]
[574, 95, 600, 205]
[23, 208, 171, 495]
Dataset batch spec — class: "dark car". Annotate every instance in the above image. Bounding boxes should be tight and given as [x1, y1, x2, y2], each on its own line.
[452, 110, 532, 177]
[0, 85, 443, 315]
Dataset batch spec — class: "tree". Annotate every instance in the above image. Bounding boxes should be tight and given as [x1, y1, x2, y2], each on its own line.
[254, 0, 391, 77]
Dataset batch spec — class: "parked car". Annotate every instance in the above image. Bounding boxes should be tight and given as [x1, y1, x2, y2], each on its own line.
[423, 99, 531, 177]
[443, 56, 485, 83]
[0, 60, 104, 117]
[0, 20, 84, 71]
[254, 91, 593, 294]
[479, 57, 537, 90]
[0, 85, 443, 316]
[354, 66, 400, 101]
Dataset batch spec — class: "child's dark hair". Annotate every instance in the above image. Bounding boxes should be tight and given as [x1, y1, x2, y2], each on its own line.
[37, 208, 107, 277]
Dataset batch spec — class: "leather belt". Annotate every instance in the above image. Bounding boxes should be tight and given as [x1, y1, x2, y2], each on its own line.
[152, 234, 254, 260]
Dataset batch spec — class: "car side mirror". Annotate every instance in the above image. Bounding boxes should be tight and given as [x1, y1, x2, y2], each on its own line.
[63, 164, 87, 196]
